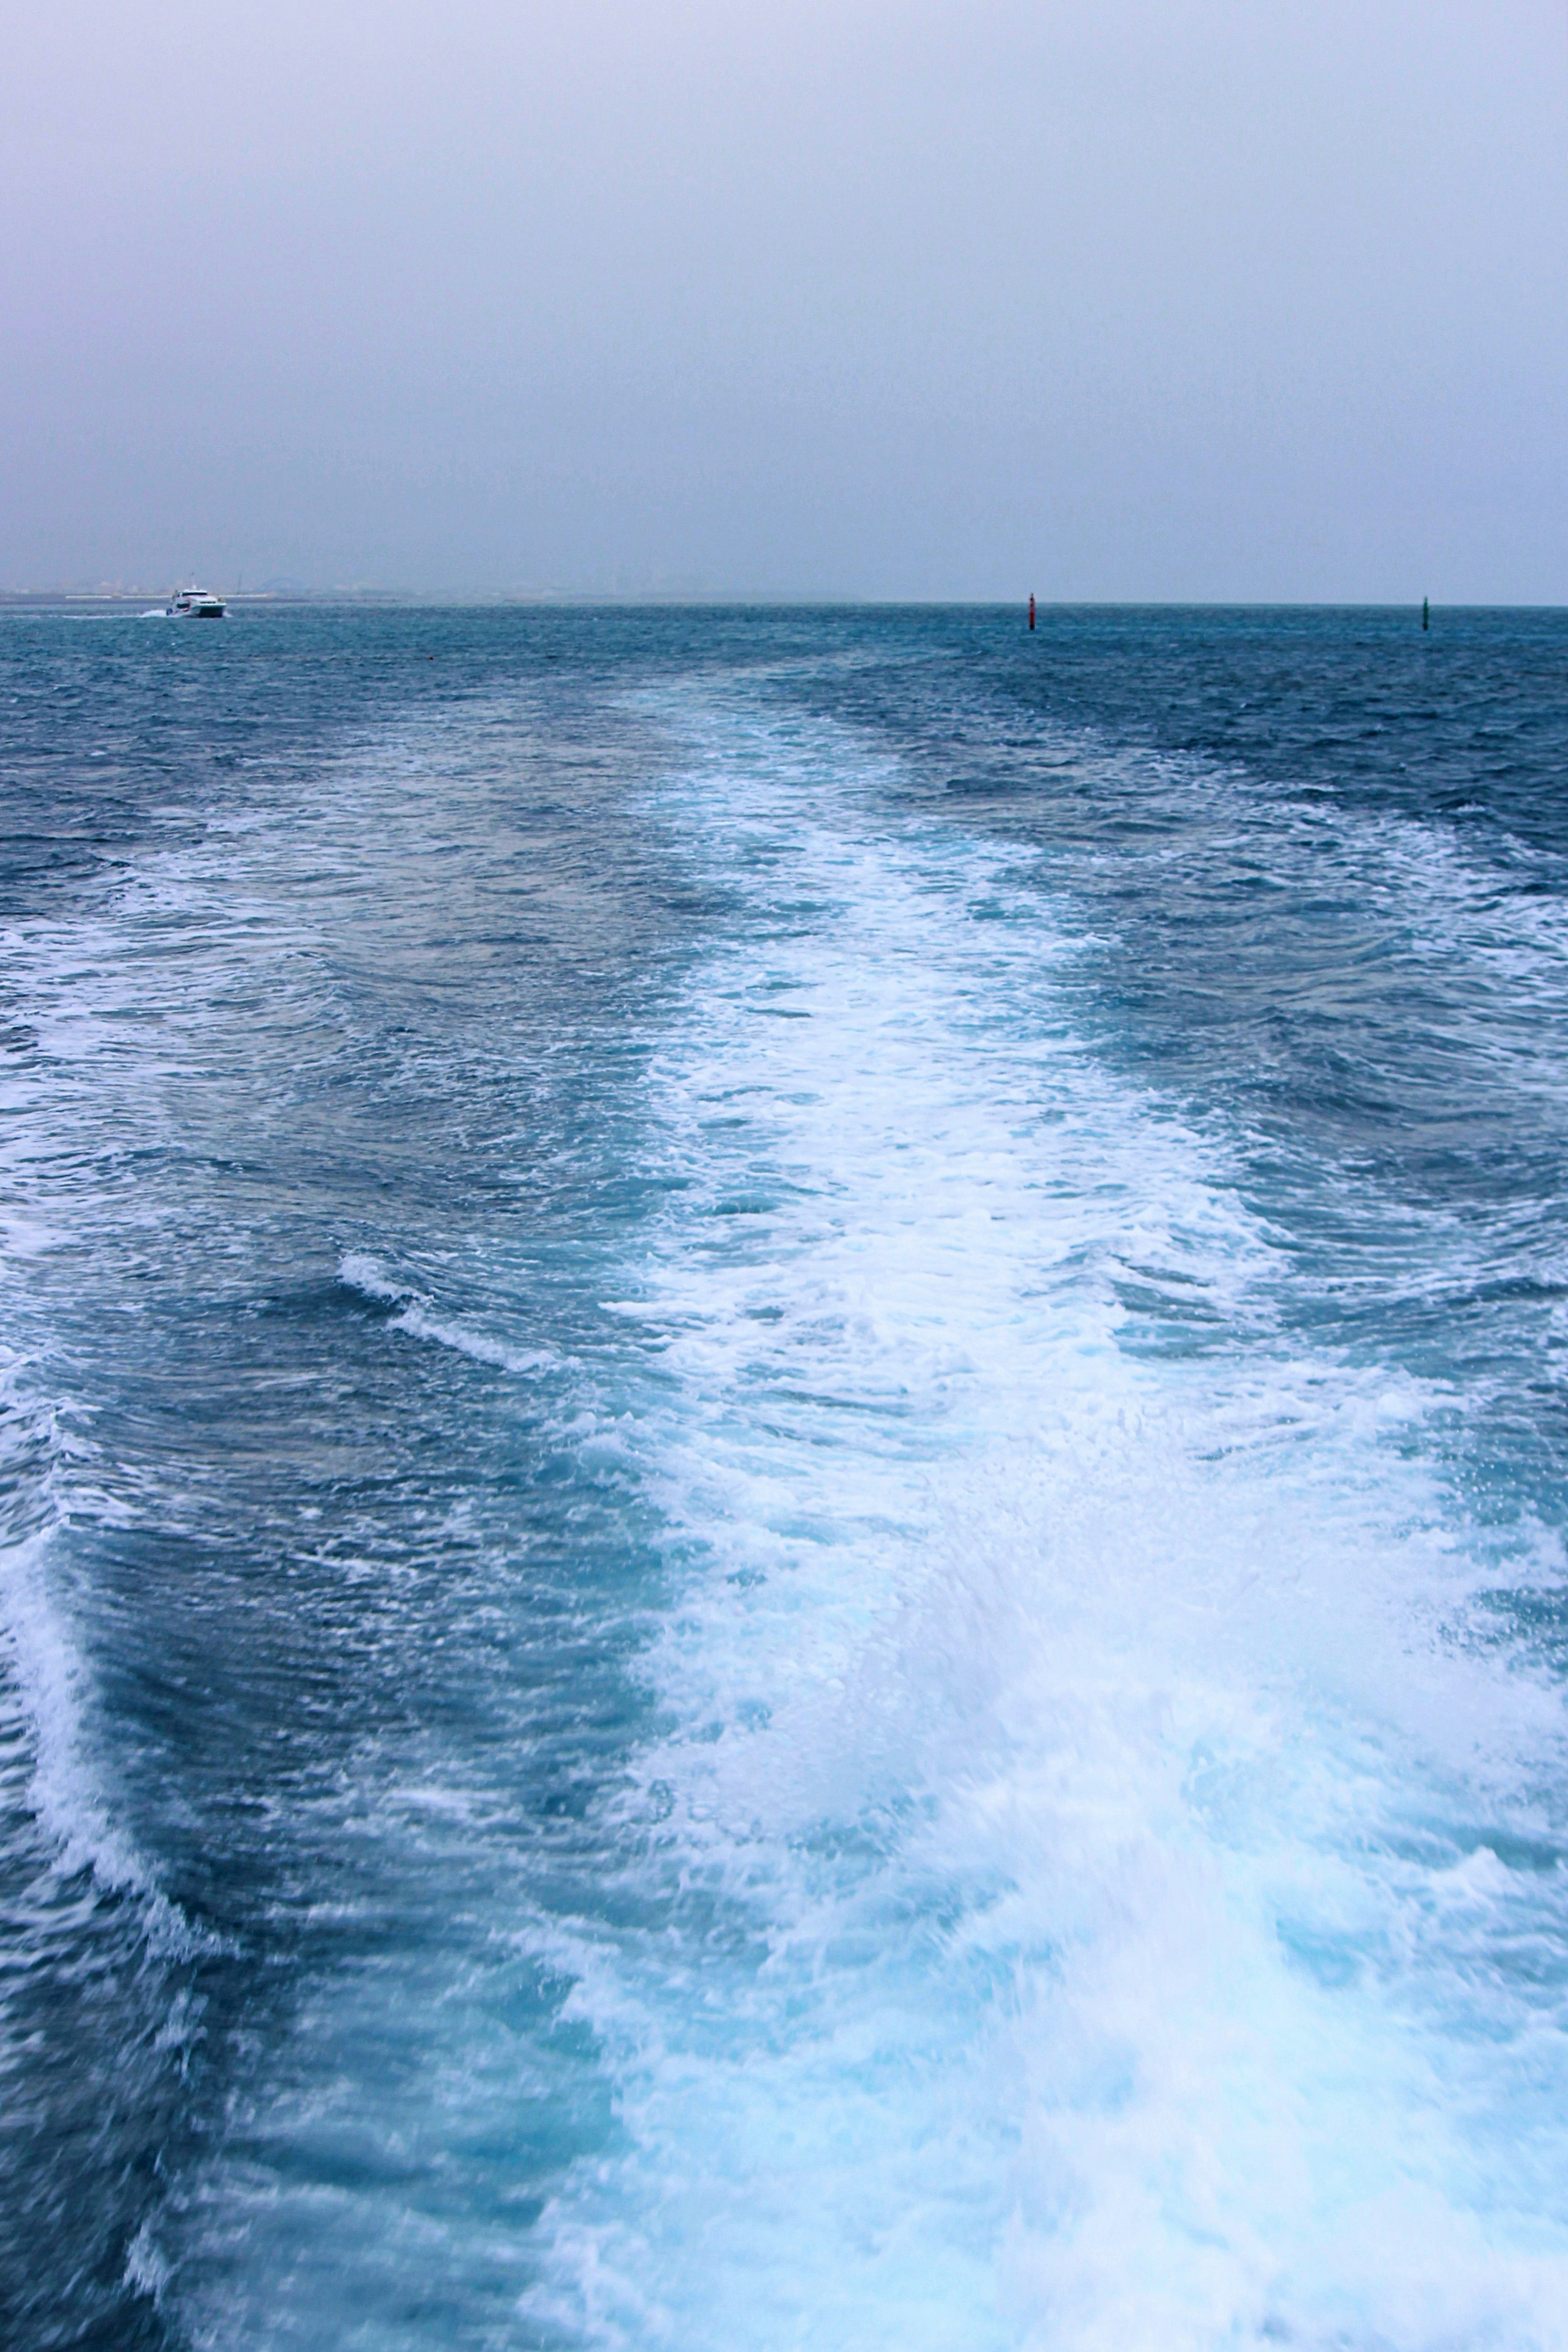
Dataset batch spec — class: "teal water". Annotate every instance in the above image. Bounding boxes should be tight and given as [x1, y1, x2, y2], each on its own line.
[3, 604, 1568, 2349]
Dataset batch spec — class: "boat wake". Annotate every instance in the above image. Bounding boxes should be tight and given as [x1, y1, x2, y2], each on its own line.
[516, 687, 1568, 2351]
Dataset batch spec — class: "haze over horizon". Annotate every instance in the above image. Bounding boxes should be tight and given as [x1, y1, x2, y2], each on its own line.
[4, 0, 1564, 603]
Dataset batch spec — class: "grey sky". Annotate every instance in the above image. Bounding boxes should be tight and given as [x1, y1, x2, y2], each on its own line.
[3, 1, 1564, 599]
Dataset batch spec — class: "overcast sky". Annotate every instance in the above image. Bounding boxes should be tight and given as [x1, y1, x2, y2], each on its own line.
[3, 2, 1564, 599]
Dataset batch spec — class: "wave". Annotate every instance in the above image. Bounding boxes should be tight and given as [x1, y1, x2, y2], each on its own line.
[338, 1252, 563, 1376]
[0, 1356, 212, 1952]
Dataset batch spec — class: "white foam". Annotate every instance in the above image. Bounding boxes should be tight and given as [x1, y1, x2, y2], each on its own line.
[524, 690, 1568, 2350]
[337, 1249, 410, 1303]
[392, 1304, 560, 1375]
[123, 2218, 171, 2302]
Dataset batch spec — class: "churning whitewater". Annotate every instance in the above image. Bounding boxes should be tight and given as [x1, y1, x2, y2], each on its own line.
[3, 605, 1568, 2351]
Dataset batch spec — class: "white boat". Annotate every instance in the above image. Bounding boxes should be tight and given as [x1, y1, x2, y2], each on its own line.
[166, 585, 226, 618]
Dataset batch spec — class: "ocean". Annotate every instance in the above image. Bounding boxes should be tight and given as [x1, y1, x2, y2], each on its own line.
[3, 601, 1568, 2350]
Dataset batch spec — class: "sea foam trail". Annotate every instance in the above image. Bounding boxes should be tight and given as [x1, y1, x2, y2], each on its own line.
[526, 694, 1568, 2351]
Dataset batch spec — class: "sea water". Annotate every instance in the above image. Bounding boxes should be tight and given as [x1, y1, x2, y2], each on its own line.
[2, 603, 1567, 2350]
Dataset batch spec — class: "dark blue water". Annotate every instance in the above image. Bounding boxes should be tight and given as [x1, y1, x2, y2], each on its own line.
[3, 604, 1568, 2350]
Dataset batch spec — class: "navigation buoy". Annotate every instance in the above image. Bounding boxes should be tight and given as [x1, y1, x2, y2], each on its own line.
[1422, 597, 1430, 631]
[1028, 593, 1036, 631]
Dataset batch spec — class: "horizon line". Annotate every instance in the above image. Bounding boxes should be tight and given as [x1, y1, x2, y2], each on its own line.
[2, 588, 1562, 613]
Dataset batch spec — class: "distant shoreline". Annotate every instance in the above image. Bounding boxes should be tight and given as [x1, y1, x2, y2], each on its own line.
[1, 590, 1564, 613]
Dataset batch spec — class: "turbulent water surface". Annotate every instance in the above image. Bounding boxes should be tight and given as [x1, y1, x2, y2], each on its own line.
[3, 602, 1568, 2350]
